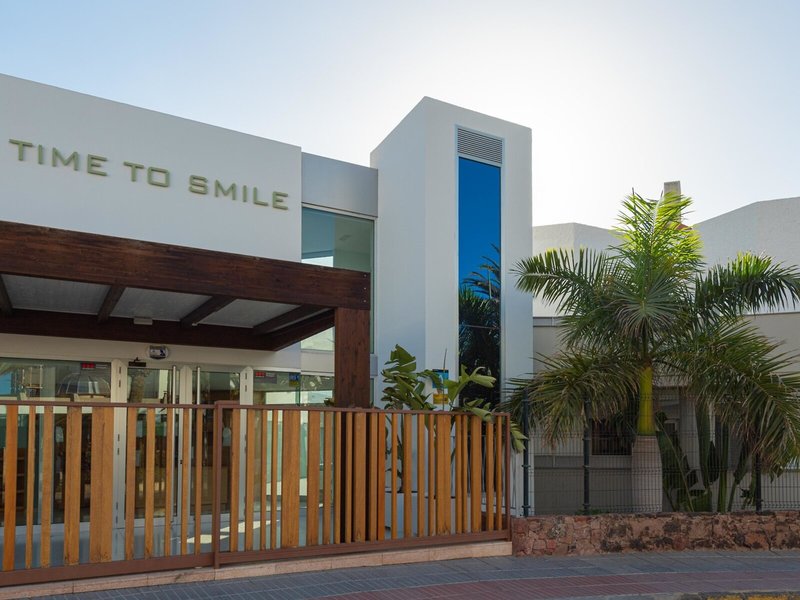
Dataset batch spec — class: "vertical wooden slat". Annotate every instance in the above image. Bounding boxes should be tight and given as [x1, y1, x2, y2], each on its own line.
[435, 413, 451, 535]
[390, 413, 398, 539]
[333, 412, 341, 544]
[260, 411, 268, 551]
[376, 413, 386, 541]
[353, 412, 366, 543]
[270, 410, 278, 549]
[306, 411, 320, 546]
[63, 406, 82, 566]
[25, 408, 36, 569]
[322, 411, 333, 544]
[194, 408, 202, 554]
[505, 414, 512, 533]
[454, 414, 463, 535]
[229, 409, 241, 552]
[485, 419, 495, 531]
[89, 407, 114, 563]
[144, 408, 156, 559]
[244, 410, 255, 551]
[164, 407, 174, 557]
[416, 414, 425, 537]
[427, 413, 435, 536]
[125, 409, 136, 560]
[402, 414, 412, 538]
[344, 412, 353, 544]
[495, 416, 503, 529]
[281, 410, 300, 548]
[180, 408, 190, 555]
[470, 416, 481, 533]
[367, 412, 378, 541]
[3, 405, 18, 571]
[461, 415, 468, 532]
[41, 407, 53, 568]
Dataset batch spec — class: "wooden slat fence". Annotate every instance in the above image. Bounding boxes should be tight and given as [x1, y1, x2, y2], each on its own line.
[0, 401, 509, 586]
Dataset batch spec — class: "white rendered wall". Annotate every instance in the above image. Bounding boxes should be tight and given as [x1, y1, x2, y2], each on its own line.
[0, 74, 301, 261]
[532, 223, 617, 318]
[371, 97, 533, 399]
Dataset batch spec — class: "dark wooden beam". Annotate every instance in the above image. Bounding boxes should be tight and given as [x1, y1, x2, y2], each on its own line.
[0, 275, 12, 317]
[253, 305, 325, 336]
[97, 285, 125, 323]
[262, 310, 335, 351]
[0, 221, 370, 310]
[333, 307, 371, 408]
[180, 296, 235, 328]
[0, 309, 278, 351]
[0, 308, 344, 352]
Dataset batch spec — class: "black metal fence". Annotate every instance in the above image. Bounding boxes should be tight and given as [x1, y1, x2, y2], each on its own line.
[528, 389, 800, 515]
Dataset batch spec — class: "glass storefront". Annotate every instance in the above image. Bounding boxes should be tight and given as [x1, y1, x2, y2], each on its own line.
[0, 359, 112, 527]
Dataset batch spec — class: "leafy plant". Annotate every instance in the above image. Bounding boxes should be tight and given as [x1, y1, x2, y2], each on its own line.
[508, 191, 800, 511]
[380, 344, 526, 452]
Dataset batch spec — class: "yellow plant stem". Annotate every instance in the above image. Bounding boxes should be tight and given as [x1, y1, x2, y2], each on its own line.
[637, 365, 656, 435]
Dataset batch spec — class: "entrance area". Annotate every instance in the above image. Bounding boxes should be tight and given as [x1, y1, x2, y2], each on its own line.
[0, 358, 340, 571]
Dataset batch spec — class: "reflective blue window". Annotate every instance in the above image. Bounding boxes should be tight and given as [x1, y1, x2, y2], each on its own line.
[458, 157, 501, 403]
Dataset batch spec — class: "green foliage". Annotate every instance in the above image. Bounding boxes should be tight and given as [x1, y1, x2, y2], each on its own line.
[459, 249, 501, 404]
[509, 191, 800, 510]
[380, 344, 525, 452]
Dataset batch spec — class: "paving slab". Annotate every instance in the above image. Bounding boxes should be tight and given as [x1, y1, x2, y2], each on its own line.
[12, 549, 800, 599]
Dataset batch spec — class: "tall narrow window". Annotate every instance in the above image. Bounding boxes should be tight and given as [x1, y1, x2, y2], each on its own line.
[458, 148, 501, 405]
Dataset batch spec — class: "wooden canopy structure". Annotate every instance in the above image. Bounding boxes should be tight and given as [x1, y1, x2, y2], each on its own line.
[0, 220, 371, 407]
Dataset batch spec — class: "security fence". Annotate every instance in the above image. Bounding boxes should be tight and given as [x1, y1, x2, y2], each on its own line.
[528, 389, 800, 515]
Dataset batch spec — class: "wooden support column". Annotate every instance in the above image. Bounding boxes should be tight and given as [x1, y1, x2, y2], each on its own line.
[333, 307, 370, 408]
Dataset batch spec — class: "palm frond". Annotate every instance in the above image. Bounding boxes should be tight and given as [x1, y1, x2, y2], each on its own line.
[696, 253, 800, 319]
[503, 350, 638, 445]
[673, 320, 800, 469]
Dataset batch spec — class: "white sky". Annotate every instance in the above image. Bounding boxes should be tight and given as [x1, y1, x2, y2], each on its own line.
[2, 0, 798, 228]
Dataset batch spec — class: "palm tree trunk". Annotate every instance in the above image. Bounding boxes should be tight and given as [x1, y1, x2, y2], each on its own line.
[632, 365, 663, 512]
[637, 366, 655, 435]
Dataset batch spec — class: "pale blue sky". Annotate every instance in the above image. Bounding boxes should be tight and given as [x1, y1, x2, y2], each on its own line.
[2, 0, 798, 227]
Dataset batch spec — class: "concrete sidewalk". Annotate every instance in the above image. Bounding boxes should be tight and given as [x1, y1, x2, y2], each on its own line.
[16, 549, 800, 599]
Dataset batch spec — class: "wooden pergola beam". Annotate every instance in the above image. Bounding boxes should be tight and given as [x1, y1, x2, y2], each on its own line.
[262, 309, 335, 351]
[0, 221, 370, 310]
[253, 305, 325, 336]
[0, 309, 293, 351]
[0, 275, 12, 317]
[97, 285, 125, 323]
[180, 296, 235, 328]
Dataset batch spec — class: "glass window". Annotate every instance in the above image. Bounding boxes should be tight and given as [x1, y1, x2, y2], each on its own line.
[458, 157, 501, 405]
[300, 374, 334, 405]
[253, 370, 300, 405]
[301, 207, 374, 351]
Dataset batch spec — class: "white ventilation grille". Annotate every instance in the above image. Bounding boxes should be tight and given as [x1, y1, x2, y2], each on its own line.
[457, 128, 503, 165]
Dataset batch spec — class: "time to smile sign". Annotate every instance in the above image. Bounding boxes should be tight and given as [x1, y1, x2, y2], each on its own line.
[7, 138, 289, 210]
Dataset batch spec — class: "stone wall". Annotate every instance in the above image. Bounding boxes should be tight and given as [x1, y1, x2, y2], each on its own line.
[512, 512, 800, 556]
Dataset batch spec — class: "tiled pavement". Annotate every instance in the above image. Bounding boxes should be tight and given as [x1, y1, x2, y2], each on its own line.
[18, 550, 800, 600]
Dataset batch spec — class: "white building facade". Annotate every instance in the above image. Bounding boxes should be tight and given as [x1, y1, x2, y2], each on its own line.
[0, 73, 533, 443]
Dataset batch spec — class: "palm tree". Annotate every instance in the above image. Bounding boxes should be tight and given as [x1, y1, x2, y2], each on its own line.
[509, 192, 800, 512]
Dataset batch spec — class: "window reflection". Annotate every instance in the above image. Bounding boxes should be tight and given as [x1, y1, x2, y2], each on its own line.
[458, 157, 501, 405]
[300, 207, 374, 351]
